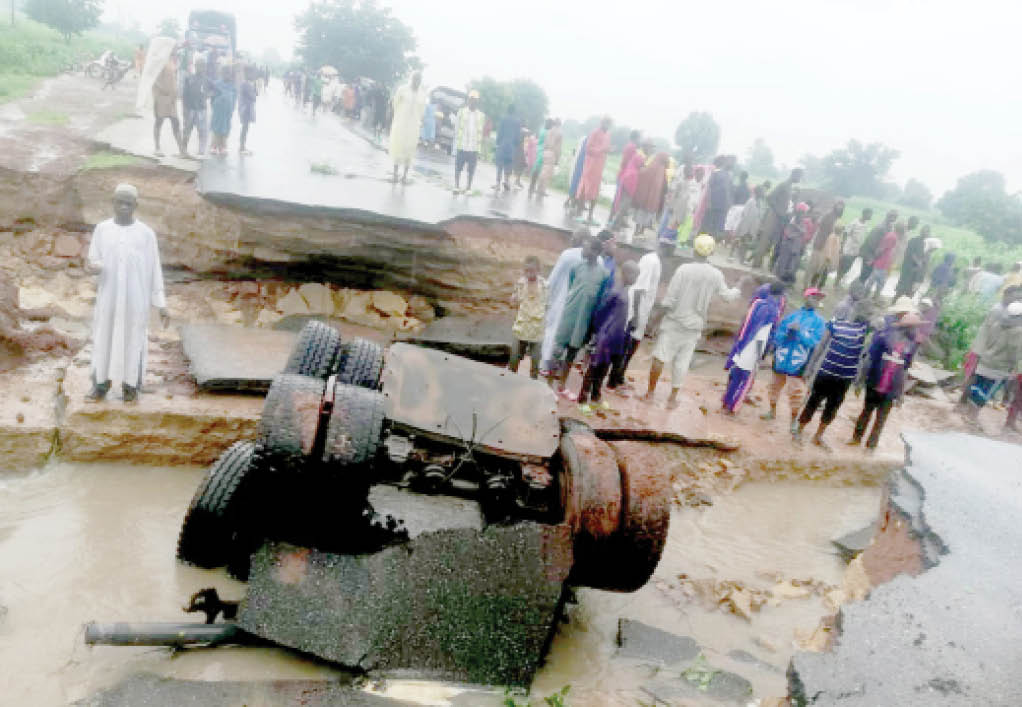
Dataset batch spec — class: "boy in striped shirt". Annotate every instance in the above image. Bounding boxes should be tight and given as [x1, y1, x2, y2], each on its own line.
[793, 300, 872, 449]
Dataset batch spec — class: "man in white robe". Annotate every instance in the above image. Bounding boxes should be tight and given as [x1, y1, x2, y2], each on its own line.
[539, 228, 591, 375]
[86, 184, 169, 403]
[388, 72, 427, 184]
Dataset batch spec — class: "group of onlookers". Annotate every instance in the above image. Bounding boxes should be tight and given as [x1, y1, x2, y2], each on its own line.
[146, 43, 260, 158]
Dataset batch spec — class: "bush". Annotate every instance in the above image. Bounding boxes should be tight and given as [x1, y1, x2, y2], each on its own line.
[933, 292, 989, 371]
[0, 16, 135, 102]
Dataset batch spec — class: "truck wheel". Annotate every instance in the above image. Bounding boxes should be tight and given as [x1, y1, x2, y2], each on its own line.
[282, 321, 342, 380]
[256, 373, 326, 473]
[176, 441, 257, 568]
[558, 429, 623, 590]
[337, 338, 384, 390]
[607, 445, 671, 592]
[322, 382, 385, 468]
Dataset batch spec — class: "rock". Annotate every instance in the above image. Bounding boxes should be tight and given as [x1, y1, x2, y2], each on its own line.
[19, 287, 56, 310]
[52, 234, 82, 258]
[371, 290, 408, 318]
[342, 290, 374, 319]
[276, 288, 310, 317]
[832, 523, 878, 563]
[406, 294, 435, 323]
[754, 635, 778, 653]
[725, 587, 754, 620]
[615, 619, 701, 665]
[37, 255, 67, 270]
[254, 309, 284, 328]
[771, 580, 812, 601]
[331, 288, 352, 317]
[297, 282, 333, 315]
[207, 300, 243, 326]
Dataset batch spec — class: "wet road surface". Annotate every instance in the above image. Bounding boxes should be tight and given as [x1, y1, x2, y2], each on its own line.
[196, 84, 609, 230]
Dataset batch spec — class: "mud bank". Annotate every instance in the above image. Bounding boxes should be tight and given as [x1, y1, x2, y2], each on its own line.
[0, 163, 764, 322]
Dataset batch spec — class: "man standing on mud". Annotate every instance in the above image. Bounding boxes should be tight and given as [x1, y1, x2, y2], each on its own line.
[644, 235, 742, 409]
[85, 184, 169, 404]
[750, 168, 802, 269]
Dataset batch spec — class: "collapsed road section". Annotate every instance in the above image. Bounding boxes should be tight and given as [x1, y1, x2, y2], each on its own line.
[787, 432, 1022, 706]
[86, 323, 671, 686]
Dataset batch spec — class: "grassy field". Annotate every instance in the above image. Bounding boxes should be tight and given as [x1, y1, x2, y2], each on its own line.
[81, 150, 143, 171]
[0, 16, 135, 102]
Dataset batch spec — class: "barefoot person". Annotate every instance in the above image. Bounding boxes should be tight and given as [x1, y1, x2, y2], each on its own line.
[644, 235, 741, 408]
[152, 56, 184, 157]
[794, 299, 872, 449]
[238, 66, 258, 155]
[847, 313, 919, 450]
[551, 238, 611, 399]
[761, 287, 827, 432]
[578, 261, 639, 414]
[574, 116, 612, 223]
[389, 72, 427, 184]
[722, 281, 785, 414]
[85, 184, 169, 404]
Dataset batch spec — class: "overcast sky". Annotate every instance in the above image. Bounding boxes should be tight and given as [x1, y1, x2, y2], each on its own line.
[106, 0, 1021, 195]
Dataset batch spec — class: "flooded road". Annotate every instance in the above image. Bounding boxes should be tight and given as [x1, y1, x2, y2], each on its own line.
[0, 464, 881, 706]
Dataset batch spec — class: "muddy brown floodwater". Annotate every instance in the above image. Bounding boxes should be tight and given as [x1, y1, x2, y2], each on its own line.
[0, 464, 881, 706]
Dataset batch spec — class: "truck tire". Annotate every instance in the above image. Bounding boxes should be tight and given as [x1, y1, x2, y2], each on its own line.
[176, 441, 257, 568]
[255, 373, 326, 473]
[282, 321, 342, 380]
[337, 338, 384, 390]
[606, 444, 671, 592]
[557, 429, 624, 591]
[322, 382, 385, 468]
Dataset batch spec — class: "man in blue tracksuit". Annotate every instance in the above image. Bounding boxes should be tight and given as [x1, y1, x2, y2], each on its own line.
[761, 287, 826, 432]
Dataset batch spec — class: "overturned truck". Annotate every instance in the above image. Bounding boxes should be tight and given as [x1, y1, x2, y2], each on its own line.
[89, 322, 671, 685]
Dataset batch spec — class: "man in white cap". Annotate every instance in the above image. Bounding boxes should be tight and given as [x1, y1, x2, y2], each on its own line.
[452, 89, 486, 194]
[85, 184, 169, 403]
[644, 234, 742, 408]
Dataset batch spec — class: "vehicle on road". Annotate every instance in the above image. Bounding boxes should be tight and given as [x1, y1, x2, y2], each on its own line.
[186, 9, 237, 61]
[429, 86, 466, 155]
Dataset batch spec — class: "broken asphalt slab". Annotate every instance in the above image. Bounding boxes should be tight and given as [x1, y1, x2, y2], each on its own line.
[789, 432, 1022, 706]
[831, 523, 878, 563]
[179, 323, 295, 391]
[616, 618, 700, 665]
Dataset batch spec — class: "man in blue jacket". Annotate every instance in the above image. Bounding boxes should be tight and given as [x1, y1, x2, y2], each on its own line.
[761, 287, 826, 432]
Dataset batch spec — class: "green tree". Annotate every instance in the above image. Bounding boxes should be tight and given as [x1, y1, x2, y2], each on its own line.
[798, 153, 826, 185]
[608, 124, 632, 153]
[820, 139, 900, 197]
[899, 178, 933, 210]
[24, 0, 102, 41]
[508, 78, 548, 133]
[673, 111, 720, 162]
[157, 17, 180, 39]
[937, 170, 1022, 245]
[467, 76, 549, 133]
[469, 75, 510, 126]
[746, 137, 777, 177]
[294, 0, 418, 87]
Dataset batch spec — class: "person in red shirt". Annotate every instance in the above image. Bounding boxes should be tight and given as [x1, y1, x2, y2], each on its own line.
[863, 220, 903, 299]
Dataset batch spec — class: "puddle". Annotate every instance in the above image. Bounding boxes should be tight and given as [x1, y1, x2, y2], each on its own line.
[0, 464, 881, 705]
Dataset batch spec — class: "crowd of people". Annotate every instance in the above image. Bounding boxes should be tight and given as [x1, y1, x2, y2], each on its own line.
[144, 42, 267, 159]
[507, 217, 1022, 448]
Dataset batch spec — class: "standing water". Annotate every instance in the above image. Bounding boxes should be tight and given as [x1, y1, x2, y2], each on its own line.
[0, 464, 881, 706]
